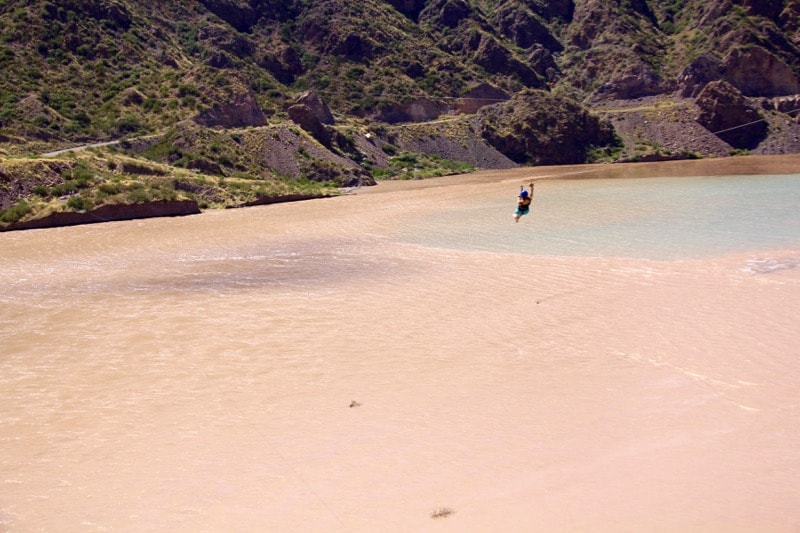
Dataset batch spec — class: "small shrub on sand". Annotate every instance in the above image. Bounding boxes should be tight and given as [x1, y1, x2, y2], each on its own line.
[431, 507, 454, 519]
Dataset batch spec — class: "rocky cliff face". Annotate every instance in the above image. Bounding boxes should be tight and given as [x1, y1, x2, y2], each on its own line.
[696, 80, 768, 149]
[2, 0, 800, 179]
[192, 91, 268, 128]
[4, 0, 798, 137]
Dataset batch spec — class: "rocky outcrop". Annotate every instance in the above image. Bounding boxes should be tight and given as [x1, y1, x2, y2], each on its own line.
[197, 23, 254, 57]
[1, 200, 200, 232]
[742, 0, 783, 20]
[259, 46, 304, 84]
[768, 94, 800, 114]
[419, 0, 473, 28]
[288, 91, 335, 136]
[495, 2, 561, 51]
[477, 89, 617, 165]
[515, 0, 574, 21]
[527, 45, 560, 83]
[473, 34, 543, 88]
[680, 54, 724, 98]
[723, 45, 800, 97]
[193, 91, 267, 128]
[567, 0, 614, 49]
[678, 45, 798, 100]
[332, 33, 375, 59]
[197, 0, 258, 32]
[374, 98, 444, 123]
[386, 0, 427, 20]
[696, 80, 768, 149]
[593, 63, 672, 101]
[287, 91, 339, 149]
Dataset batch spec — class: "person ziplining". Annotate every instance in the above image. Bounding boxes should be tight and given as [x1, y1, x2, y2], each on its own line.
[513, 182, 534, 222]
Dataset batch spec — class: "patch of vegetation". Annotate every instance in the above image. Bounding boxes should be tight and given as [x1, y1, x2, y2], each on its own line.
[0, 200, 32, 224]
[0, 151, 336, 228]
[587, 142, 626, 163]
[431, 507, 454, 519]
[372, 151, 474, 180]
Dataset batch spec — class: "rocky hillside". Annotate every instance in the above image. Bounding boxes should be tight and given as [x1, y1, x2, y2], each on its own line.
[3, 0, 800, 229]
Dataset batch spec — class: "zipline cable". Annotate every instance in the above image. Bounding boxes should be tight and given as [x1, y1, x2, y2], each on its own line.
[711, 106, 800, 135]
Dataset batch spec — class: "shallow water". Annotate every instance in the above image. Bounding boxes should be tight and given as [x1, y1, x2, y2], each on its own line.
[400, 173, 800, 259]
[2, 157, 800, 531]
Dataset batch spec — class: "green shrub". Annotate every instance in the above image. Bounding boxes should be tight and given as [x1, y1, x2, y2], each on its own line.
[32, 185, 51, 196]
[125, 187, 149, 203]
[98, 182, 121, 195]
[142, 97, 162, 112]
[177, 84, 200, 98]
[392, 153, 418, 165]
[0, 200, 32, 224]
[51, 181, 77, 196]
[62, 161, 94, 183]
[12, 8, 27, 23]
[115, 114, 142, 135]
[0, 47, 13, 66]
[66, 196, 93, 211]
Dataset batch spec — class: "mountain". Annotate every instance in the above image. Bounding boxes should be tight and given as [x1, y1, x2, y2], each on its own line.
[3, 0, 800, 228]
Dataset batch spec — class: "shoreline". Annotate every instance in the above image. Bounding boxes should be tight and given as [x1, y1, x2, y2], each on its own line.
[353, 152, 800, 196]
[3, 153, 800, 233]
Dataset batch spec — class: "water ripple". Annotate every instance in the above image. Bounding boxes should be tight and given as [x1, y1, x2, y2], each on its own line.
[743, 257, 800, 274]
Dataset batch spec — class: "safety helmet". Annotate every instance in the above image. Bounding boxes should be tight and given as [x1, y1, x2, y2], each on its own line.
[520, 190, 529, 198]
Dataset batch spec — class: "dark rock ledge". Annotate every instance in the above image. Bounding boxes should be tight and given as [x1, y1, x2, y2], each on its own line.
[1, 194, 335, 232]
[1, 200, 201, 232]
[238, 193, 330, 207]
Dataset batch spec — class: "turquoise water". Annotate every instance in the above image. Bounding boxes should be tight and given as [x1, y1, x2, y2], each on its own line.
[399, 174, 800, 259]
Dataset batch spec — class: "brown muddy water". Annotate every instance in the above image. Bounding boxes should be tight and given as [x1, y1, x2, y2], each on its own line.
[2, 156, 800, 531]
